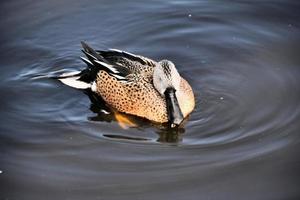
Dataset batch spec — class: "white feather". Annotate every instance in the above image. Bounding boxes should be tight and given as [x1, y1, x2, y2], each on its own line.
[80, 56, 93, 65]
[94, 60, 119, 73]
[85, 51, 98, 60]
[109, 48, 138, 58]
[100, 109, 110, 114]
[59, 71, 81, 78]
[91, 81, 97, 92]
[59, 77, 91, 89]
[109, 48, 123, 53]
[111, 74, 126, 80]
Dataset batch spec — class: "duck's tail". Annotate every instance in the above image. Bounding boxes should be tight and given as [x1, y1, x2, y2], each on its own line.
[58, 41, 130, 89]
[57, 71, 92, 89]
[57, 41, 102, 90]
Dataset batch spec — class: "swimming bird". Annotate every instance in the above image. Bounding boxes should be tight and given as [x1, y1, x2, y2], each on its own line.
[59, 42, 195, 127]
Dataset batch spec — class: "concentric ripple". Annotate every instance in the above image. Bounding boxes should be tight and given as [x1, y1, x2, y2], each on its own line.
[1, 0, 300, 199]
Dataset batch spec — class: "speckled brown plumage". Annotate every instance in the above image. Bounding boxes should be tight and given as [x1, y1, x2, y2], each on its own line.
[95, 70, 168, 122]
[94, 70, 194, 123]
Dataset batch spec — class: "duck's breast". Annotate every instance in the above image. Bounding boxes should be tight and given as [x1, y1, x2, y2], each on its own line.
[177, 78, 195, 118]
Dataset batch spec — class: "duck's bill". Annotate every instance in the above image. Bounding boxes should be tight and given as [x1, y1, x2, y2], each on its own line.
[164, 87, 184, 127]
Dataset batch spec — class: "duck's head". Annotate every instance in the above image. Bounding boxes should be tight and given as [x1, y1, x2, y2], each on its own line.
[153, 60, 184, 127]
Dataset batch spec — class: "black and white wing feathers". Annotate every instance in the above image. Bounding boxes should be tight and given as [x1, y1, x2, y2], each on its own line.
[96, 48, 157, 70]
[80, 42, 132, 82]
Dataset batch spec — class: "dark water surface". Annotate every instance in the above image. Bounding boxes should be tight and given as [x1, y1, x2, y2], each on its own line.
[1, 0, 300, 199]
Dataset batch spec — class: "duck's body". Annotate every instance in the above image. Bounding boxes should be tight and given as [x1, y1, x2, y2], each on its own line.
[59, 42, 195, 126]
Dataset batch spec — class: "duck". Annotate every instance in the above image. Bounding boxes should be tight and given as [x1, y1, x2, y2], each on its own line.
[59, 42, 195, 127]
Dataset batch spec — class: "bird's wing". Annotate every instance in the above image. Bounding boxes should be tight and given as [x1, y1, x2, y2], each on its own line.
[96, 48, 157, 74]
[80, 41, 134, 83]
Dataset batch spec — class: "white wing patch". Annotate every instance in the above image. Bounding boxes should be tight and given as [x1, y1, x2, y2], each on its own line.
[80, 56, 93, 65]
[111, 74, 127, 80]
[108, 48, 122, 53]
[85, 51, 98, 60]
[58, 72, 91, 89]
[91, 81, 97, 92]
[94, 60, 119, 73]
[109, 48, 139, 58]
[59, 71, 81, 78]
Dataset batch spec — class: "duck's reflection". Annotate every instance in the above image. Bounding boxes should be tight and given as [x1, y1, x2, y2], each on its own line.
[84, 90, 186, 143]
[156, 127, 185, 143]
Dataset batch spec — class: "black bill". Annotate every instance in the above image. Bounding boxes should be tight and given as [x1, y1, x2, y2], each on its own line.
[164, 87, 184, 127]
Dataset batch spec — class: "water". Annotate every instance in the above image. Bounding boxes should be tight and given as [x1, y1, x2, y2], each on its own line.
[1, 0, 300, 199]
